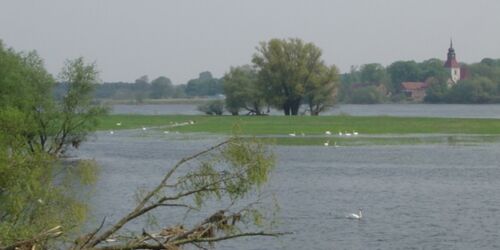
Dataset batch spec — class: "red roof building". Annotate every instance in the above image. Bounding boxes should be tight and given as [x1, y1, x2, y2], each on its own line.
[401, 82, 428, 102]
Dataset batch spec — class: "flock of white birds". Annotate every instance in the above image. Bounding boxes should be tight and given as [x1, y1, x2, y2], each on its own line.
[288, 130, 360, 147]
[108, 120, 195, 135]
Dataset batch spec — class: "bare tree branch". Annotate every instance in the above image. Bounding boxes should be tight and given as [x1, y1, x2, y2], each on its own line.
[83, 139, 231, 248]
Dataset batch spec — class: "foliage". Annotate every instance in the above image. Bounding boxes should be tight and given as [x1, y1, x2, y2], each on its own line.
[350, 86, 385, 104]
[0, 118, 97, 248]
[386, 60, 421, 93]
[359, 63, 389, 85]
[70, 137, 282, 250]
[0, 42, 102, 249]
[197, 99, 225, 115]
[252, 38, 338, 115]
[186, 71, 224, 97]
[304, 65, 339, 115]
[223, 65, 266, 115]
[149, 76, 174, 99]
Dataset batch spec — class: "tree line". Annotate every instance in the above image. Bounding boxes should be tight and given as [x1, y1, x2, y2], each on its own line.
[79, 39, 500, 111]
[339, 58, 500, 104]
[74, 71, 224, 103]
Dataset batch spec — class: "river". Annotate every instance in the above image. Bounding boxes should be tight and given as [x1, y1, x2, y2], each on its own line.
[74, 104, 500, 249]
[111, 103, 500, 118]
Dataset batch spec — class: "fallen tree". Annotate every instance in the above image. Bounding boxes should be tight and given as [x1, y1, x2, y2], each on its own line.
[1, 136, 285, 250]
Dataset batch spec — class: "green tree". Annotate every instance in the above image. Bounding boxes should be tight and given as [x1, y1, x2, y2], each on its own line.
[418, 58, 449, 82]
[252, 38, 335, 115]
[387, 61, 421, 93]
[359, 63, 388, 85]
[150, 76, 174, 99]
[350, 86, 385, 104]
[304, 65, 339, 115]
[68, 137, 282, 250]
[223, 65, 266, 115]
[0, 43, 99, 248]
[424, 78, 449, 103]
[45, 58, 107, 155]
[197, 99, 225, 115]
[186, 71, 223, 97]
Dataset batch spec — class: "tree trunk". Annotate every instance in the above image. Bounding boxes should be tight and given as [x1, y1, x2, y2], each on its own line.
[290, 99, 301, 116]
[283, 102, 291, 116]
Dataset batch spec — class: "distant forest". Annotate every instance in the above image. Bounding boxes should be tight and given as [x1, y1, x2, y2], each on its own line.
[55, 71, 224, 103]
[57, 58, 500, 105]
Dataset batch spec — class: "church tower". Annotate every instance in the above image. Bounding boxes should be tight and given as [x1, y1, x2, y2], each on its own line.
[444, 39, 461, 83]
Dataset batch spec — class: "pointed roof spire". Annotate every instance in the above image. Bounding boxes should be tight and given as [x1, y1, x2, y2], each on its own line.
[450, 38, 453, 49]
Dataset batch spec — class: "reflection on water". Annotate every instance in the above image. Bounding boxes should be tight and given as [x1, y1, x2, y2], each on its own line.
[112, 103, 500, 118]
[75, 130, 500, 249]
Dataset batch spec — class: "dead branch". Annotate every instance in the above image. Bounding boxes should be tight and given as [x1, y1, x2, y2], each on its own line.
[0, 225, 63, 250]
[82, 140, 231, 248]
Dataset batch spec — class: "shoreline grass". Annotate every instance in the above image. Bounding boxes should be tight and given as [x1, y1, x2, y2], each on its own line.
[97, 115, 500, 135]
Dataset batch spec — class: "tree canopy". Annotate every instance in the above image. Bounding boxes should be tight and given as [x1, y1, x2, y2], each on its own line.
[252, 38, 338, 115]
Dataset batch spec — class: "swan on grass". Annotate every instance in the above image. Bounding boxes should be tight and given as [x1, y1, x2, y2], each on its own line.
[325, 131, 331, 135]
[347, 209, 362, 219]
[288, 132, 296, 137]
[324, 140, 329, 146]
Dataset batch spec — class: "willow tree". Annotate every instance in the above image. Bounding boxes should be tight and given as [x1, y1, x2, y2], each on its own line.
[223, 65, 266, 115]
[67, 137, 283, 250]
[252, 38, 338, 115]
[304, 65, 339, 116]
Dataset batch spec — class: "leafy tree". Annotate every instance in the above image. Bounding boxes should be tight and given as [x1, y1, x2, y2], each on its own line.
[447, 77, 498, 103]
[197, 100, 225, 115]
[350, 86, 385, 104]
[252, 38, 335, 115]
[418, 58, 449, 82]
[47, 58, 107, 155]
[359, 63, 388, 85]
[186, 71, 223, 97]
[387, 61, 421, 93]
[68, 137, 283, 250]
[223, 65, 266, 115]
[150, 76, 174, 99]
[424, 78, 449, 103]
[0, 43, 99, 248]
[304, 65, 339, 115]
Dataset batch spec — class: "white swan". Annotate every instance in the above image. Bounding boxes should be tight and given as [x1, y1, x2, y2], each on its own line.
[347, 209, 362, 219]
[288, 132, 296, 137]
[325, 131, 331, 135]
[353, 131, 359, 136]
[116, 122, 122, 126]
[324, 140, 329, 146]
[338, 131, 343, 136]
[142, 127, 147, 131]
[109, 130, 114, 135]
[345, 132, 352, 136]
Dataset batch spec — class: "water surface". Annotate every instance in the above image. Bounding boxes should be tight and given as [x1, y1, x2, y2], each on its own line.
[76, 130, 500, 249]
[112, 103, 500, 118]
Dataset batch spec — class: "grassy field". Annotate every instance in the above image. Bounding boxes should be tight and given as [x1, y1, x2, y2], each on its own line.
[97, 115, 500, 146]
[98, 114, 500, 135]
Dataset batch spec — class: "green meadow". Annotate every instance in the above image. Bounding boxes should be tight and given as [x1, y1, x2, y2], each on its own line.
[96, 115, 500, 146]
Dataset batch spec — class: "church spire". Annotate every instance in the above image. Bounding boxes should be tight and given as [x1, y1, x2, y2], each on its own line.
[450, 38, 453, 49]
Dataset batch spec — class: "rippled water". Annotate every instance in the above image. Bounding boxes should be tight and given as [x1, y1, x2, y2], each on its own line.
[76, 130, 500, 250]
[112, 103, 500, 118]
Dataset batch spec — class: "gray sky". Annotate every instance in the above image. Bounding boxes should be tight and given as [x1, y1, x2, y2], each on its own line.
[1, 0, 499, 84]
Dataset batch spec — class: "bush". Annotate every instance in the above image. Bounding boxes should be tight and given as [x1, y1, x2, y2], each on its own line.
[197, 100, 225, 115]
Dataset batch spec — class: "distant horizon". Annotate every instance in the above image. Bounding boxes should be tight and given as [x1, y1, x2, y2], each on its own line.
[2, 1, 499, 84]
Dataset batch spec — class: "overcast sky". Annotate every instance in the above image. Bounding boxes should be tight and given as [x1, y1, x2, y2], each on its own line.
[1, 0, 499, 84]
